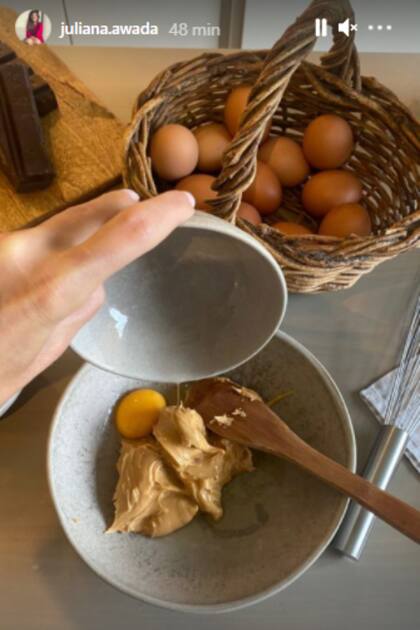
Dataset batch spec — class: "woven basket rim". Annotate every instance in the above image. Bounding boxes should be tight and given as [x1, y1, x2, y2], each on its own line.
[122, 0, 420, 292]
[124, 55, 420, 253]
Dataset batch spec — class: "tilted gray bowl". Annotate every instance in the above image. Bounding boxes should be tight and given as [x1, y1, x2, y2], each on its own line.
[71, 211, 287, 383]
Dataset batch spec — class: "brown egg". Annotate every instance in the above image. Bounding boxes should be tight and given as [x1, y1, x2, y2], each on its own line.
[302, 170, 362, 218]
[272, 221, 313, 236]
[319, 203, 372, 238]
[303, 114, 354, 169]
[237, 202, 262, 226]
[194, 123, 232, 173]
[150, 124, 198, 181]
[258, 136, 310, 187]
[175, 174, 217, 211]
[224, 85, 271, 140]
[243, 161, 282, 215]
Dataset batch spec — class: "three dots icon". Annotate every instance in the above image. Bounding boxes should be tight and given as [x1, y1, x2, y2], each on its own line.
[368, 25, 392, 31]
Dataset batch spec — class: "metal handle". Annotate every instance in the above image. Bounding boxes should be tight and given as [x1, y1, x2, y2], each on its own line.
[334, 425, 409, 560]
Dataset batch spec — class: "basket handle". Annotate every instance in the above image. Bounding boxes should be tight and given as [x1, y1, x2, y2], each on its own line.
[211, 0, 360, 220]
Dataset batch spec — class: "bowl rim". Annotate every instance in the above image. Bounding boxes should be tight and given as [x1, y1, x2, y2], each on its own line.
[0, 389, 22, 417]
[70, 210, 288, 383]
[48, 330, 356, 614]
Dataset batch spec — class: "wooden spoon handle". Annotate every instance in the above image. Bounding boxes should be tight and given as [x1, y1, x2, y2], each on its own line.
[186, 379, 420, 544]
[271, 426, 420, 544]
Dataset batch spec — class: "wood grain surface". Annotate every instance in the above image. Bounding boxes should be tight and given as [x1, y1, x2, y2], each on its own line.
[0, 8, 123, 232]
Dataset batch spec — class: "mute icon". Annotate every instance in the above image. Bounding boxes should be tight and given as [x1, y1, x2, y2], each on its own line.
[338, 18, 357, 36]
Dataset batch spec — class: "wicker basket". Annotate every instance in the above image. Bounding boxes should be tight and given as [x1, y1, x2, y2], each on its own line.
[123, 0, 420, 293]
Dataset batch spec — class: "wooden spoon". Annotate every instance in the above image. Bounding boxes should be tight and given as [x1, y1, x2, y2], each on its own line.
[185, 378, 420, 544]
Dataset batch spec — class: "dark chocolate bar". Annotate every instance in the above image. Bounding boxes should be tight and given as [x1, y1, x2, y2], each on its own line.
[0, 63, 54, 192]
[0, 41, 57, 117]
[30, 73, 58, 116]
[0, 41, 15, 65]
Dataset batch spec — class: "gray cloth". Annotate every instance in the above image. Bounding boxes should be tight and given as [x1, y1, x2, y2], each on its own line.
[361, 367, 419, 474]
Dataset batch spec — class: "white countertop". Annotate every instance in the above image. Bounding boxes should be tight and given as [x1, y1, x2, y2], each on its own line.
[0, 46, 419, 630]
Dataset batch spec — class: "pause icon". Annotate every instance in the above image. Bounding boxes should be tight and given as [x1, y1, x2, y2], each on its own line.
[315, 18, 328, 37]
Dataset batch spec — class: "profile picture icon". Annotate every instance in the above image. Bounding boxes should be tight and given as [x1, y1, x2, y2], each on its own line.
[15, 9, 52, 45]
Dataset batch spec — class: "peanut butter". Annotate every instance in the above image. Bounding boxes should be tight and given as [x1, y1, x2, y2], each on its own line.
[106, 438, 198, 537]
[108, 405, 253, 537]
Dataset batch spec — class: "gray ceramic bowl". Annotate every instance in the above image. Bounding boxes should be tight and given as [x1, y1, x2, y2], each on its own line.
[49, 331, 356, 613]
[0, 389, 22, 417]
[71, 211, 287, 383]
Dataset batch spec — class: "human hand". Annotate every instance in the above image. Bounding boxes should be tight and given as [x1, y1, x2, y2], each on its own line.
[0, 189, 195, 404]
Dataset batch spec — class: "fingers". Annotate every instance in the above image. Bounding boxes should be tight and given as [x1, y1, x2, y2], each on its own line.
[25, 191, 195, 324]
[35, 189, 140, 249]
[55, 285, 106, 329]
[2, 286, 106, 398]
[66, 190, 195, 286]
[31, 285, 106, 368]
[0, 190, 141, 279]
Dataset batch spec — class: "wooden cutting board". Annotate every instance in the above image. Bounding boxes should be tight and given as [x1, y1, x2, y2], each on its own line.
[0, 8, 123, 232]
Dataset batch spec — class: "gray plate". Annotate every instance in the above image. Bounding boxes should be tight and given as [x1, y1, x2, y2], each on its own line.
[48, 331, 356, 613]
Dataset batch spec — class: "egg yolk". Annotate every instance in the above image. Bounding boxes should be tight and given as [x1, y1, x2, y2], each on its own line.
[115, 389, 167, 439]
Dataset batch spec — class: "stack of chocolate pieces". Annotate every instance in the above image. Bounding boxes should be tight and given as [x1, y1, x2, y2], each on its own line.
[0, 41, 57, 192]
